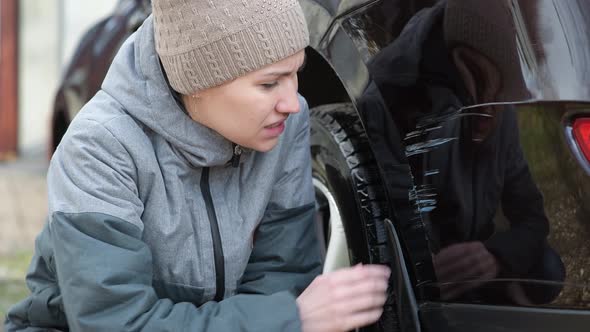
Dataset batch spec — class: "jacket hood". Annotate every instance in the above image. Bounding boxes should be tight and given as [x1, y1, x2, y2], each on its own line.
[368, 1, 447, 87]
[100, 15, 234, 168]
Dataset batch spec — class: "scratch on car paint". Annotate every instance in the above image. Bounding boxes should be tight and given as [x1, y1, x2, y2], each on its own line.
[405, 126, 443, 140]
[416, 108, 493, 129]
[409, 185, 438, 213]
[424, 169, 440, 177]
[405, 138, 458, 157]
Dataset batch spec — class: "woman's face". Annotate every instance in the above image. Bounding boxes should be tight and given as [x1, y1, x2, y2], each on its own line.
[183, 51, 306, 152]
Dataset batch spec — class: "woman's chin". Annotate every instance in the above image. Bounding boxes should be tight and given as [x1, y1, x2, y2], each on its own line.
[247, 138, 280, 153]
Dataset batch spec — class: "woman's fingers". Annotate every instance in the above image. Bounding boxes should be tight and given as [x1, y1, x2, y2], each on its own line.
[297, 264, 391, 332]
[331, 274, 389, 304]
[335, 287, 388, 314]
[328, 264, 391, 285]
[341, 307, 384, 331]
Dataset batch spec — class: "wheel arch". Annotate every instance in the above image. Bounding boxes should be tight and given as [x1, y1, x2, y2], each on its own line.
[299, 46, 353, 109]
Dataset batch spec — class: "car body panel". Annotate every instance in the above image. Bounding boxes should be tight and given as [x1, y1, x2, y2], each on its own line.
[303, 0, 590, 330]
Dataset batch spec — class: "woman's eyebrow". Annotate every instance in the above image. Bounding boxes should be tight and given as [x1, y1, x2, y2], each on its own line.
[262, 54, 307, 77]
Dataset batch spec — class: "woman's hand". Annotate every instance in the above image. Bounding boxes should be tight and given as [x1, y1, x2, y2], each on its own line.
[296, 264, 391, 332]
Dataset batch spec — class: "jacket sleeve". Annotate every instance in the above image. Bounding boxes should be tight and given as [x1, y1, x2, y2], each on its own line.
[5, 220, 69, 331]
[238, 96, 323, 296]
[46, 118, 302, 332]
[484, 111, 550, 276]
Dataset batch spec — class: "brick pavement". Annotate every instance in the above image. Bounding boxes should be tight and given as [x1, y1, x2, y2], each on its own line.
[0, 156, 47, 255]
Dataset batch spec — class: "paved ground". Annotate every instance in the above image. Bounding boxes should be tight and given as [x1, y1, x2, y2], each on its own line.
[0, 156, 48, 255]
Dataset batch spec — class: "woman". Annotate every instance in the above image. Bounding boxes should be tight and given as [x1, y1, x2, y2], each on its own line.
[5, 0, 390, 331]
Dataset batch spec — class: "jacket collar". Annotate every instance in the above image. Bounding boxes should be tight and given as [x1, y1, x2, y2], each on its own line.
[101, 15, 242, 168]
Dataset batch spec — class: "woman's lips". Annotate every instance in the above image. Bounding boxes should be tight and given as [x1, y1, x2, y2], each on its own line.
[264, 120, 286, 136]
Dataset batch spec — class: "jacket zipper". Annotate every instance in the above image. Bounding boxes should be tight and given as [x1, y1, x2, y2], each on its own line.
[231, 144, 242, 168]
[200, 167, 225, 301]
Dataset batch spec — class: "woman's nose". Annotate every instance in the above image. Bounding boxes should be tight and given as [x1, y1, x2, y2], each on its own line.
[276, 88, 300, 114]
[276, 77, 300, 114]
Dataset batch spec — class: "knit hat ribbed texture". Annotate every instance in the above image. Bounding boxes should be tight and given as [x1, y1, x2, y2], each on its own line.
[152, 0, 309, 95]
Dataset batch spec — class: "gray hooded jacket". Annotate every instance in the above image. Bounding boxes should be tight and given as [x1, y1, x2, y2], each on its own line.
[5, 15, 322, 332]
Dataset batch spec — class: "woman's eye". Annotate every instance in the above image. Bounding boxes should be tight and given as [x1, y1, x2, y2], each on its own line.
[261, 82, 279, 89]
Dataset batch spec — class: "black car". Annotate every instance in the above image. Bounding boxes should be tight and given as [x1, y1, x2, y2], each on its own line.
[49, 0, 151, 153]
[50, 0, 590, 331]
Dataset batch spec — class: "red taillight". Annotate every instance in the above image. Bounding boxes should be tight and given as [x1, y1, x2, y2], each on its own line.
[573, 118, 590, 162]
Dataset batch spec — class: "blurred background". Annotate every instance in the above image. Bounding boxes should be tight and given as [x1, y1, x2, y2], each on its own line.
[0, 0, 119, 321]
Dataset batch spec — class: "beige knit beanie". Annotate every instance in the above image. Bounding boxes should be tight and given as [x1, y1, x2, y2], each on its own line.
[152, 0, 309, 95]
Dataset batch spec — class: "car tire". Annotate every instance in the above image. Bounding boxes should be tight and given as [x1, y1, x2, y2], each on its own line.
[310, 103, 400, 332]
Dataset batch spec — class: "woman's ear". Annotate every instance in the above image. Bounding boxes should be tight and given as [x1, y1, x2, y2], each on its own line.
[451, 45, 501, 105]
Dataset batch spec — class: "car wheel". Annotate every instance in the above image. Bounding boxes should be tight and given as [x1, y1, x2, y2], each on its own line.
[310, 103, 400, 332]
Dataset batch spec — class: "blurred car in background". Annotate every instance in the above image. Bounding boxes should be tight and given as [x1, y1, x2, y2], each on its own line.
[49, 0, 150, 153]
[50, 0, 590, 331]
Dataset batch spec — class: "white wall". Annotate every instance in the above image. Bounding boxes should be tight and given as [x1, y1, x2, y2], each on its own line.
[18, 0, 117, 157]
